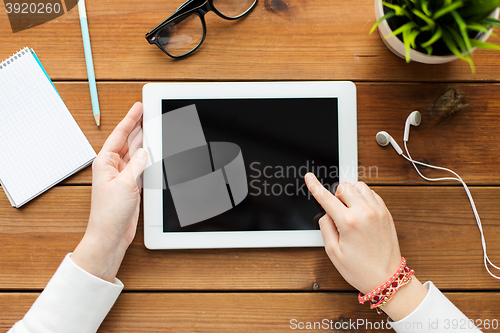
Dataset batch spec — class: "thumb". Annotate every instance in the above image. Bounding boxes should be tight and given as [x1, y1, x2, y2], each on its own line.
[119, 148, 148, 188]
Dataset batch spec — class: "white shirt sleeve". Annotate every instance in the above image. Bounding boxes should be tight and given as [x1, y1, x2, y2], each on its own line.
[8, 253, 123, 333]
[388, 281, 481, 332]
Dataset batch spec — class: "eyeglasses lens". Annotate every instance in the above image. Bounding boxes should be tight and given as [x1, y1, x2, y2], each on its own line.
[158, 14, 204, 57]
[212, 0, 256, 18]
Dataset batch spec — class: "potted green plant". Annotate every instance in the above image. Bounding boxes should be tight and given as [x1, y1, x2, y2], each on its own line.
[371, 0, 500, 71]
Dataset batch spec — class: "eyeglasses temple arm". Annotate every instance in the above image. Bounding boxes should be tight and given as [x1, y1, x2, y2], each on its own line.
[145, 0, 200, 40]
[176, 0, 195, 13]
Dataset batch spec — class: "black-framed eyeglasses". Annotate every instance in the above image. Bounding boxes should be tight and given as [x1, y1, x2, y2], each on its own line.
[145, 0, 258, 58]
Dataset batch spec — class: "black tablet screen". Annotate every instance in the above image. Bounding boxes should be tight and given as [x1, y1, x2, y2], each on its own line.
[161, 98, 339, 232]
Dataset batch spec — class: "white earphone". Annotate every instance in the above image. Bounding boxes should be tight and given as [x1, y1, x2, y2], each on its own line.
[377, 111, 500, 280]
[376, 131, 403, 155]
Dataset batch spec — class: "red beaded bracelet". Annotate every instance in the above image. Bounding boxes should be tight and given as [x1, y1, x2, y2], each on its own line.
[358, 257, 415, 315]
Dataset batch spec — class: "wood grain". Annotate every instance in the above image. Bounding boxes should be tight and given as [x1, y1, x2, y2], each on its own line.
[2, 0, 500, 330]
[1, 186, 499, 291]
[2, 292, 500, 332]
[2, 0, 500, 82]
[357, 82, 500, 185]
[52, 82, 500, 185]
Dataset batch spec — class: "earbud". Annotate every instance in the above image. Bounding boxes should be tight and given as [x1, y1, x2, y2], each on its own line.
[376, 131, 403, 155]
[404, 111, 421, 142]
[376, 111, 421, 154]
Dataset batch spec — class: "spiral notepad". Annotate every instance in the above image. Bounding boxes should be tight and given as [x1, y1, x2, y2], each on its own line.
[0, 47, 96, 208]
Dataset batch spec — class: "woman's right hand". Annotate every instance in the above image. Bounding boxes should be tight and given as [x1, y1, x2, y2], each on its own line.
[305, 173, 402, 294]
[304, 173, 427, 321]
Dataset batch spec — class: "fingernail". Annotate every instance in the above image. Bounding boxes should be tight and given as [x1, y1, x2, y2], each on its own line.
[136, 148, 147, 159]
[305, 172, 315, 181]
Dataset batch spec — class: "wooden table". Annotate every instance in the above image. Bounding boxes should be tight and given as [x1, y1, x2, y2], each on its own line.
[2, 0, 500, 331]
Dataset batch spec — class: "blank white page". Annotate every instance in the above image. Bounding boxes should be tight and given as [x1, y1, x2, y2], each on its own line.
[0, 47, 96, 208]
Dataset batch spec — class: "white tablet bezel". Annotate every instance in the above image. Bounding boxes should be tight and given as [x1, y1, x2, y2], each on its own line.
[143, 81, 357, 249]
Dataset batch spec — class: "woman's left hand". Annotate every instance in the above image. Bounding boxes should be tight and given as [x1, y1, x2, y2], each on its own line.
[72, 102, 148, 282]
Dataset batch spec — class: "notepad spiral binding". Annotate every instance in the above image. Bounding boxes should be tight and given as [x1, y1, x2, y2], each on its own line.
[0, 47, 30, 70]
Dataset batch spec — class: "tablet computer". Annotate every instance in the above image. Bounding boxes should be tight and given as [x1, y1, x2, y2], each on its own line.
[143, 81, 357, 249]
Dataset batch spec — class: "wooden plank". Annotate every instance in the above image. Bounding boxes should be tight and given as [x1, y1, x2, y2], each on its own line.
[54, 82, 500, 185]
[2, 0, 500, 82]
[357, 82, 500, 185]
[2, 292, 500, 332]
[1, 186, 499, 291]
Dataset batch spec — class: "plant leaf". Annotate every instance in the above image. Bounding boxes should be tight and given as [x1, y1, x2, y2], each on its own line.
[459, 0, 500, 22]
[471, 38, 500, 51]
[481, 17, 500, 27]
[432, 1, 463, 20]
[421, 0, 432, 16]
[467, 23, 490, 34]
[442, 29, 467, 60]
[384, 21, 418, 39]
[413, 9, 436, 29]
[446, 25, 469, 55]
[442, 29, 475, 73]
[370, 11, 396, 34]
[451, 10, 472, 53]
[382, 1, 411, 17]
[408, 29, 420, 49]
[421, 26, 443, 48]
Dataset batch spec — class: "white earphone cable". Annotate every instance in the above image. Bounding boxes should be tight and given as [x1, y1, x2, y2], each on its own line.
[402, 141, 500, 280]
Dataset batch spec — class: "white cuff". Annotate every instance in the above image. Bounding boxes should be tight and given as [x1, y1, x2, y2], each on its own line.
[9, 253, 123, 333]
[388, 281, 480, 332]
